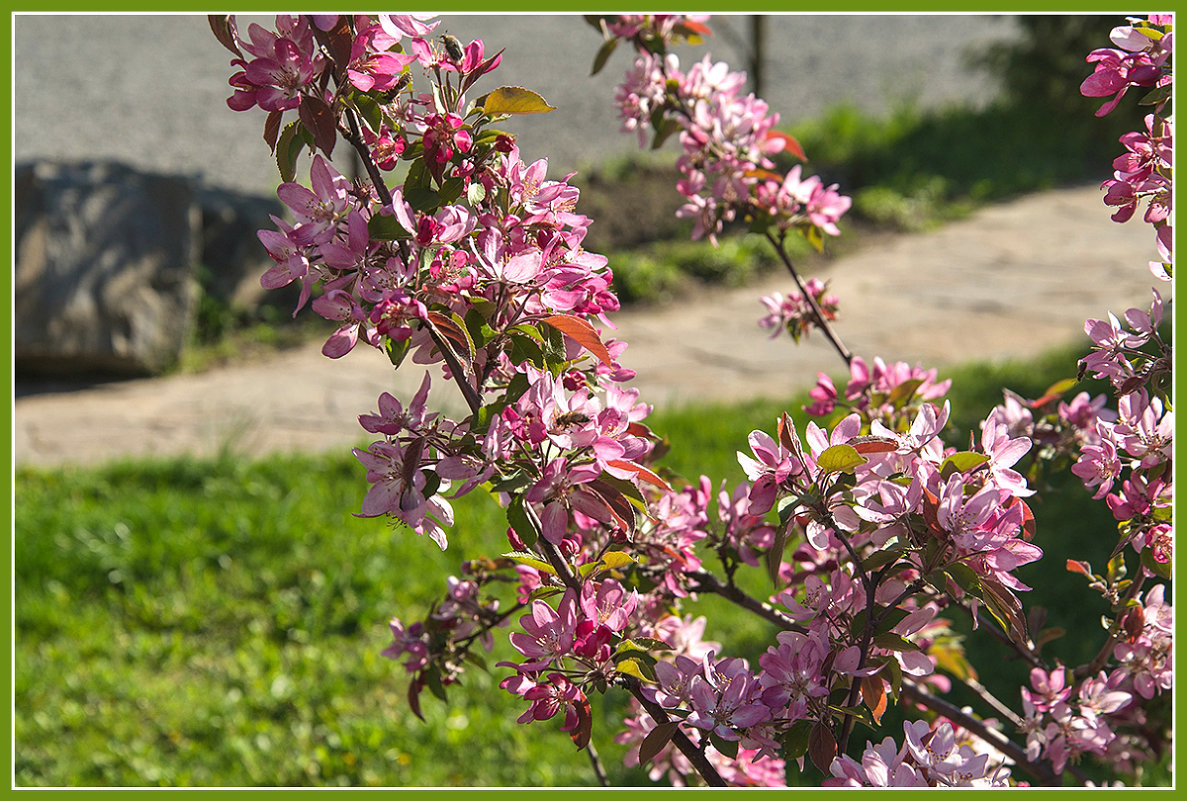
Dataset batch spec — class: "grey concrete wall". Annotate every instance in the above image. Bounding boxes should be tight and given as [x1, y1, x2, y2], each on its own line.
[14, 13, 1021, 196]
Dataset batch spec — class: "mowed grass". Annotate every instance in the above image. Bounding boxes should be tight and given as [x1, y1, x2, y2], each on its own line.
[14, 341, 1147, 787]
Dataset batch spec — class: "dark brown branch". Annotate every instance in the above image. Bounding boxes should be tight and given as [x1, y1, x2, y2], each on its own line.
[622, 676, 727, 787]
[683, 569, 806, 634]
[540, 538, 727, 786]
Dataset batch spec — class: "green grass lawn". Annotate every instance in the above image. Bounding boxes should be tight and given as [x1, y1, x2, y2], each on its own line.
[13, 341, 1161, 787]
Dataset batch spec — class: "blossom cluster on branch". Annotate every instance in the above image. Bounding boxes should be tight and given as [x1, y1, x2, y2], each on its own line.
[213, 13, 1172, 787]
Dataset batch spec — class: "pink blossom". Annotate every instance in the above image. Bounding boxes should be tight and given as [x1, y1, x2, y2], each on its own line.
[508, 590, 579, 671]
[517, 673, 587, 734]
[358, 372, 435, 436]
[1070, 425, 1122, 499]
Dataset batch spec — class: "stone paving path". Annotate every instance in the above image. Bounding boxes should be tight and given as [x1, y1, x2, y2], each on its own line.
[13, 185, 1159, 469]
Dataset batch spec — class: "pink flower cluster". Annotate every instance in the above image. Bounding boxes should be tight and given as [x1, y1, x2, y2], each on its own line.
[605, 17, 850, 244]
[1081, 16, 1173, 117]
[758, 278, 840, 344]
[1081, 15, 1174, 280]
[827, 720, 1013, 786]
[804, 355, 951, 420]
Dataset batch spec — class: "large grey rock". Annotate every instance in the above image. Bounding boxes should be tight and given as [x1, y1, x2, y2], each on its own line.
[15, 160, 202, 377]
[195, 185, 289, 311]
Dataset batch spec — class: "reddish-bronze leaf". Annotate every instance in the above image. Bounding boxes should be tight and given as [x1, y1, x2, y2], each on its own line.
[921, 487, 942, 534]
[1066, 559, 1094, 577]
[1008, 497, 1037, 541]
[541, 314, 612, 367]
[263, 109, 283, 153]
[848, 434, 900, 454]
[766, 130, 808, 162]
[777, 412, 797, 452]
[638, 720, 681, 766]
[208, 15, 241, 57]
[425, 311, 472, 359]
[860, 675, 888, 725]
[298, 96, 337, 157]
[407, 675, 425, 722]
[606, 459, 672, 492]
[808, 721, 838, 774]
[980, 576, 1029, 647]
[586, 479, 638, 536]
[569, 696, 593, 750]
[675, 19, 713, 38]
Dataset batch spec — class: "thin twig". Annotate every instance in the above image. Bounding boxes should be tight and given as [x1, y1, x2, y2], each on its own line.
[1076, 573, 1147, 681]
[765, 231, 853, 367]
[964, 676, 1025, 728]
[948, 593, 1046, 670]
[342, 106, 394, 208]
[683, 569, 807, 633]
[900, 680, 1063, 786]
[585, 738, 610, 787]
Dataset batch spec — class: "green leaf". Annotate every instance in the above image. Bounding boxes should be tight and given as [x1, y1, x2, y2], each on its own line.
[817, 443, 868, 475]
[766, 521, 790, 587]
[887, 378, 924, 406]
[872, 632, 920, 652]
[507, 333, 544, 367]
[506, 496, 539, 548]
[481, 86, 556, 115]
[439, 176, 466, 205]
[1044, 377, 1079, 396]
[601, 551, 637, 570]
[352, 90, 384, 134]
[275, 121, 311, 183]
[613, 649, 657, 669]
[615, 657, 655, 682]
[1140, 547, 1172, 581]
[404, 187, 441, 213]
[367, 211, 408, 241]
[501, 550, 554, 575]
[473, 128, 513, 147]
[462, 307, 489, 349]
[489, 472, 532, 496]
[649, 115, 682, 151]
[383, 336, 411, 369]
[872, 607, 911, 637]
[590, 37, 619, 76]
[861, 544, 907, 573]
[943, 562, 983, 596]
[939, 451, 989, 480]
[782, 720, 812, 759]
[709, 731, 739, 760]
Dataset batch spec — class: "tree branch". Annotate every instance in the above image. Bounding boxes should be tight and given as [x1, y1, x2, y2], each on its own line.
[764, 231, 853, 367]
[683, 569, 806, 634]
[622, 677, 727, 787]
[900, 680, 1063, 786]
